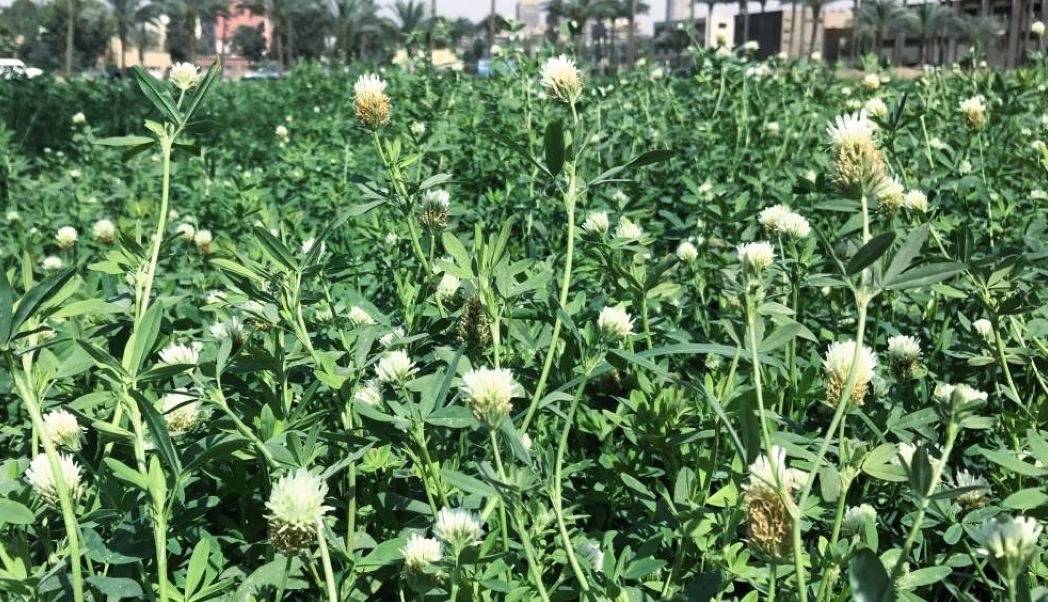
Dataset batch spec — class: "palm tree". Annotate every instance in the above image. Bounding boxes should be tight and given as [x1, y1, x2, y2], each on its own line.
[805, 0, 825, 55]
[1005, 0, 1021, 67]
[129, 18, 160, 64]
[854, 0, 906, 62]
[325, 0, 383, 61]
[908, 2, 954, 64]
[109, 0, 158, 68]
[391, 0, 426, 38]
[163, 0, 227, 62]
[64, 0, 76, 74]
[956, 13, 999, 59]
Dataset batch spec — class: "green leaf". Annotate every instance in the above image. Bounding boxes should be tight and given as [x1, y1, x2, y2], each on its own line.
[357, 537, 407, 572]
[132, 66, 181, 124]
[425, 405, 477, 429]
[133, 390, 182, 478]
[896, 566, 951, 590]
[122, 302, 163, 374]
[1002, 488, 1048, 510]
[0, 499, 34, 525]
[10, 268, 76, 341]
[182, 63, 221, 123]
[884, 224, 928, 283]
[978, 447, 1046, 477]
[95, 135, 155, 147]
[848, 548, 894, 602]
[440, 467, 496, 497]
[846, 232, 894, 275]
[104, 457, 149, 491]
[0, 270, 14, 343]
[623, 557, 666, 580]
[253, 226, 298, 272]
[884, 262, 964, 290]
[185, 537, 212, 597]
[87, 576, 143, 600]
[543, 118, 565, 176]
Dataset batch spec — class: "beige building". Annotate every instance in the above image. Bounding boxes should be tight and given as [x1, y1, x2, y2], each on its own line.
[516, 0, 545, 38]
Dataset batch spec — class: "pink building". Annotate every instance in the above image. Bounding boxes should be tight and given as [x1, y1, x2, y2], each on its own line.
[214, 1, 271, 59]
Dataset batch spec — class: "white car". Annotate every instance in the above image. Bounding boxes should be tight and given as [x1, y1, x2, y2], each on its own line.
[0, 58, 43, 79]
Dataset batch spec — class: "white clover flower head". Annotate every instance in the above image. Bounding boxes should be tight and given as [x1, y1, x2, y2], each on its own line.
[810, 51, 822, 61]
[582, 211, 610, 235]
[433, 508, 484, 551]
[842, 504, 877, 536]
[209, 317, 243, 341]
[973, 318, 994, 342]
[973, 516, 1043, 575]
[301, 237, 326, 255]
[862, 73, 881, 90]
[161, 389, 203, 436]
[410, 121, 427, 136]
[736, 241, 775, 272]
[375, 350, 416, 384]
[780, 212, 811, 238]
[385, 232, 398, 245]
[955, 469, 991, 508]
[826, 111, 876, 148]
[193, 229, 213, 253]
[169, 62, 201, 91]
[422, 188, 450, 210]
[579, 539, 605, 572]
[887, 335, 921, 363]
[43, 409, 84, 451]
[758, 204, 792, 232]
[402, 533, 443, 572]
[266, 468, 332, 553]
[42, 255, 64, 271]
[614, 217, 644, 240]
[25, 452, 83, 507]
[875, 175, 906, 212]
[353, 379, 383, 406]
[158, 342, 200, 367]
[676, 240, 698, 263]
[275, 124, 289, 140]
[176, 222, 196, 241]
[354, 74, 391, 127]
[348, 305, 376, 326]
[520, 432, 533, 451]
[597, 305, 634, 340]
[461, 367, 520, 427]
[72, 112, 86, 125]
[765, 121, 780, 136]
[959, 95, 987, 128]
[742, 40, 759, 52]
[822, 340, 878, 406]
[91, 218, 116, 243]
[436, 273, 460, 301]
[744, 446, 807, 497]
[1033, 20, 1046, 36]
[902, 190, 928, 213]
[540, 55, 583, 104]
[354, 73, 387, 97]
[1033, 140, 1047, 153]
[6, 210, 19, 222]
[864, 97, 888, 118]
[936, 383, 988, 411]
[56, 226, 78, 249]
[380, 326, 406, 348]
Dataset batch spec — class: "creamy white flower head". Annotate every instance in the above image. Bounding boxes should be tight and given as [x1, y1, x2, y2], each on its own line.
[169, 62, 200, 91]
[973, 516, 1043, 569]
[436, 273, 460, 301]
[520, 432, 533, 451]
[410, 121, 427, 136]
[380, 326, 406, 348]
[42, 256, 64, 271]
[676, 240, 698, 263]
[209, 317, 243, 341]
[375, 350, 416, 384]
[385, 232, 398, 245]
[955, 469, 991, 508]
[433, 508, 484, 550]
[862, 73, 880, 90]
[56, 226, 78, 249]
[960, 95, 987, 128]
[826, 111, 876, 148]
[973, 318, 994, 341]
[422, 188, 450, 210]
[25, 452, 83, 506]
[810, 51, 822, 61]
[6, 210, 19, 222]
[275, 125, 289, 140]
[598, 305, 634, 339]
[540, 55, 583, 103]
[902, 190, 928, 213]
[737, 241, 775, 271]
[354, 73, 387, 97]
[402, 533, 443, 572]
[582, 211, 610, 235]
[1033, 140, 1047, 153]
[348, 306, 376, 326]
[742, 40, 759, 52]
[266, 468, 331, 543]
[158, 342, 200, 366]
[91, 218, 116, 243]
[193, 229, 213, 253]
[780, 212, 811, 238]
[614, 217, 644, 240]
[744, 446, 806, 495]
[176, 223, 196, 241]
[72, 112, 86, 125]
[161, 389, 202, 436]
[43, 409, 84, 451]
[353, 379, 383, 406]
[864, 98, 888, 118]
[842, 504, 877, 535]
[875, 175, 905, 211]
[579, 539, 605, 572]
[887, 335, 921, 363]
[935, 382, 988, 408]
[764, 121, 780, 136]
[461, 367, 520, 426]
[1033, 20, 1046, 36]
[823, 340, 877, 386]
[758, 204, 792, 232]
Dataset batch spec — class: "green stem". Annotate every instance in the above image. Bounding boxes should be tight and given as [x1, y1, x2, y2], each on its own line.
[889, 423, 959, 581]
[274, 554, 293, 601]
[552, 379, 592, 593]
[316, 519, 338, 602]
[153, 509, 169, 602]
[136, 136, 173, 324]
[992, 324, 1022, 404]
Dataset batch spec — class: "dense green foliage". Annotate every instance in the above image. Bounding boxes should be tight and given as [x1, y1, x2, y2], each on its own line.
[0, 52, 1047, 601]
